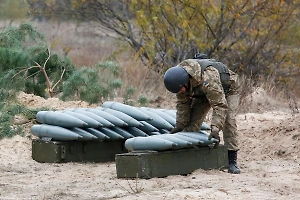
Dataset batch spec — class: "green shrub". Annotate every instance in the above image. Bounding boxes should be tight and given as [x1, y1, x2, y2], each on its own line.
[138, 96, 148, 106]
[61, 61, 124, 104]
[123, 86, 137, 106]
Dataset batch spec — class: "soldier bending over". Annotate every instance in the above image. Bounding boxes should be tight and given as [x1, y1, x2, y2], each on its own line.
[163, 55, 241, 174]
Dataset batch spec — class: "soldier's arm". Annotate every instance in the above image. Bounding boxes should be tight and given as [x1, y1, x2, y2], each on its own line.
[202, 66, 228, 130]
[175, 92, 192, 128]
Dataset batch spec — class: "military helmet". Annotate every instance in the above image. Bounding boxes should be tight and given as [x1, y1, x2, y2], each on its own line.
[193, 53, 208, 59]
[164, 66, 189, 93]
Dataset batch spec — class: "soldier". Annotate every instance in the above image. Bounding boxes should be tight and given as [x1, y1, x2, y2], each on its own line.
[163, 55, 241, 174]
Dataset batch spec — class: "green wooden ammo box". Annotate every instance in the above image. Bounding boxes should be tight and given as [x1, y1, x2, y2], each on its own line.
[32, 139, 127, 163]
[115, 145, 228, 179]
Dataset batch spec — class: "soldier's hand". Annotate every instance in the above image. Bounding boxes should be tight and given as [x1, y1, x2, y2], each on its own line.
[169, 125, 184, 134]
[208, 126, 220, 148]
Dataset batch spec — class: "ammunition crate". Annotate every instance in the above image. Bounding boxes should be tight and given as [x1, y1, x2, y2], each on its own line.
[32, 139, 127, 163]
[115, 145, 228, 179]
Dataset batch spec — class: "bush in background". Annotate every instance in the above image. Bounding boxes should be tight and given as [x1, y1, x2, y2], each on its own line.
[61, 61, 127, 104]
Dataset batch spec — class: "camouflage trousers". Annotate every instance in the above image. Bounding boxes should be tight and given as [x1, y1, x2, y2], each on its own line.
[183, 93, 240, 151]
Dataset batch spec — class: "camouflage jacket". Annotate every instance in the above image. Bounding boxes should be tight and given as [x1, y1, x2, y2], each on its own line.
[175, 59, 238, 131]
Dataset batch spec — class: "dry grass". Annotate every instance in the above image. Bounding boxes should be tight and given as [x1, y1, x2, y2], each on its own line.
[239, 75, 299, 114]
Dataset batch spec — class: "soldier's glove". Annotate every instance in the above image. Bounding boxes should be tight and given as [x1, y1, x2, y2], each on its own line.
[169, 124, 184, 134]
[208, 126, 220, 148]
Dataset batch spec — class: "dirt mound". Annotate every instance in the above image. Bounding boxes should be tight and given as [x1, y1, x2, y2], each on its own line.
[17, 91, 96, 110]
[238, 111, 300, 161]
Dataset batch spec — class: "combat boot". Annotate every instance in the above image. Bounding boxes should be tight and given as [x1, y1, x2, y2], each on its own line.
[228, 150, 241, 174]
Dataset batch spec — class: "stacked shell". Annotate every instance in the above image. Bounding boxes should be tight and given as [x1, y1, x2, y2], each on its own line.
[31, 101, 215, 151]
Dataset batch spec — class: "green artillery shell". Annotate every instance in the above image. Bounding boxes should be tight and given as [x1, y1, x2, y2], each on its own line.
[31, 124, 83, 141]
[102, 101, 152, 121]
[36, 111, 88, 128]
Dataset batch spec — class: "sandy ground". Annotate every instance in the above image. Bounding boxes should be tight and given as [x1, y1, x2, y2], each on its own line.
[0, 92, 300, 200]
